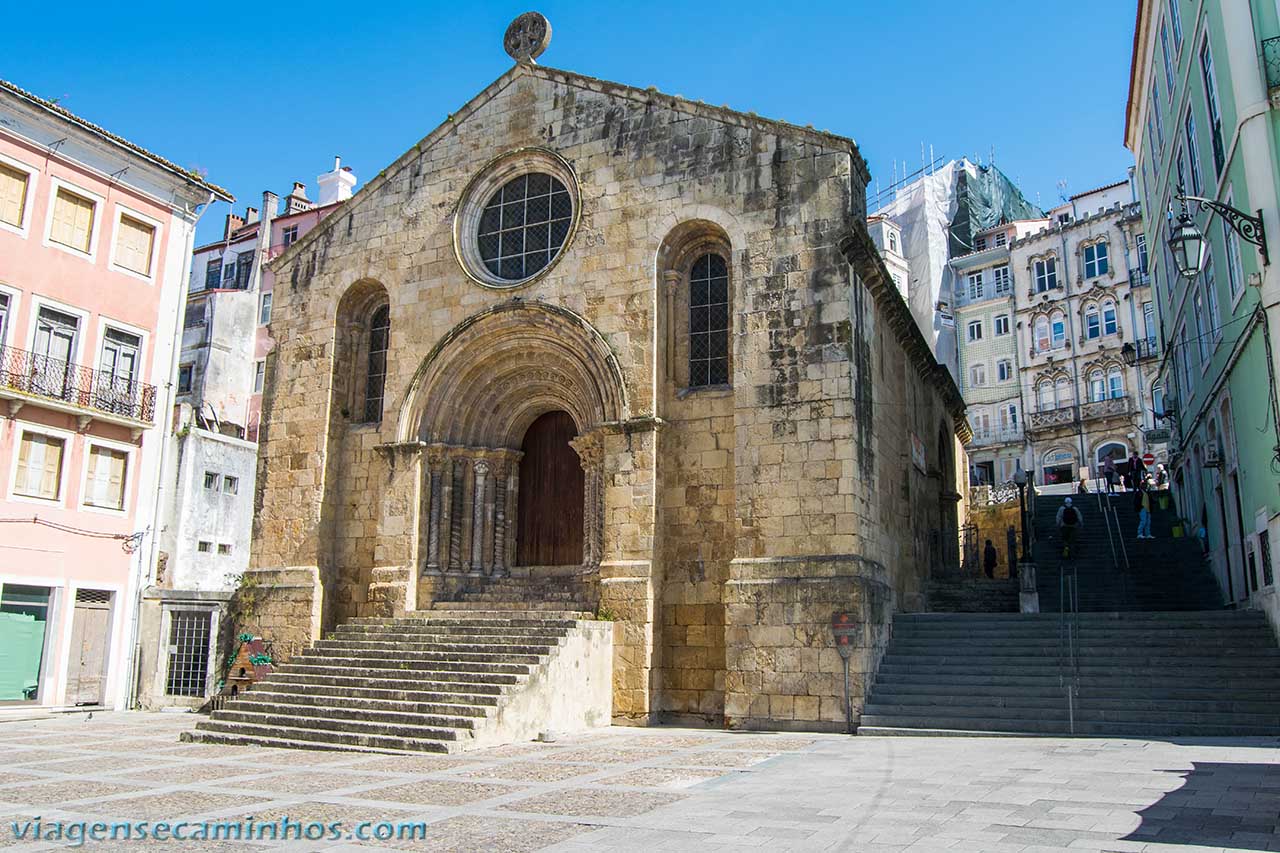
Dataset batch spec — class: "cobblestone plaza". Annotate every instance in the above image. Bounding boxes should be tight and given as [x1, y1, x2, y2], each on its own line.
[0, 714, 1277, 851]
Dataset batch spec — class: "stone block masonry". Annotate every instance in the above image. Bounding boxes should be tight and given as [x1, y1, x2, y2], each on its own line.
[245, 57, 968, 730]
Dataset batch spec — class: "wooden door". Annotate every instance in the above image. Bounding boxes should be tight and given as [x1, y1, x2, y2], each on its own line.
[66, 590, 111, 706]
[517, 411, 584, 566]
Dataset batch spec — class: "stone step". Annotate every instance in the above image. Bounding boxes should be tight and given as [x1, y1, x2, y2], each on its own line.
[235, 689, 495, 717]
[429, 602, 593, 614]
[258, 672, 508, 697]
[298, 646, 546, 666]
[315, 638, 561, 655]
[893, 611, 1259, 624]
[189, 719, 456, 753]
[242, 683, 501, 707]
[880, 653, 1279, 668]
[887, 638, 1278, 653]
[275, 661, 528, 683]
[871, 681, 1280, 701]
[864, 692, 1280, 715]
[266, 669, 516, 692]
[862, 703, 1280, 728]
[213, 703, 481, 732]
[348, 615, 585, 628]
[872, 671, 1280, 690]
[330, 626, 571, 642]
[859, 715, 1280, 738]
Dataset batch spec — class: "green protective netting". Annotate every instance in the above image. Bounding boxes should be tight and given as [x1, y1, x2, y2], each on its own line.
[0, 611, 46, 701]
[947, 164, 1044, 259]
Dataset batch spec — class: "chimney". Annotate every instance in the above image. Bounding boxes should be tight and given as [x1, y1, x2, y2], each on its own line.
[284, 182, 314, 215]
[317, 156, 358, 206]
[223, 212, 245, 240]
[244, 206, 259, 225]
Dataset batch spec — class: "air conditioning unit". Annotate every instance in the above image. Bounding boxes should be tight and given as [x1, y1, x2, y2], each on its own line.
[1204, 440, 1221, 468]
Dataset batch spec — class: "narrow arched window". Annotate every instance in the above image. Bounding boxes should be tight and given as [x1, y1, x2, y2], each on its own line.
[1085, 304, 1100, 339]
[1102, 300, 1118, 336]
[362, 305, 390, 423]
[1037, 381, 1054, 411]
[1107, 367, 1124, 398]
[1089, 370, 1106, 402]
[689, 253, 729, 387]
[1055, 377, 1073, 407]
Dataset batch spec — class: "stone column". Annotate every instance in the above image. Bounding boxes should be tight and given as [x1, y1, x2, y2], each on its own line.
[446, 456, 465, 573]
[502, 453, 521, 575]
[569, 431, 605, 568]
[469, 458, 490, 576]
[423, 445, 447, 575]
[663, 270, 681, 382]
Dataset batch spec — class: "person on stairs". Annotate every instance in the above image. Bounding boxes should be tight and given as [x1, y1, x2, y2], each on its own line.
[983, 539, 998, 579]
[1056, 497, 1084, 558]
[1136, 486, 1154, 540]
[1103, 453, 1118, 494]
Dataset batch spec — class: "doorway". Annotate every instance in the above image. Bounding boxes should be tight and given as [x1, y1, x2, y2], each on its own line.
[0, 584, 52, 703]
[66, 589, 112, 705]
[517, 411, 584, 566]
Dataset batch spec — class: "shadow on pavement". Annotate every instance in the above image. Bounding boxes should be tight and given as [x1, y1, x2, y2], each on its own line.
[1123, 762, 1280, 850]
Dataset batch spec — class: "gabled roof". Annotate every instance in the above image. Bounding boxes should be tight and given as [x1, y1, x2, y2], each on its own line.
[0, 78, 233, 201]
[273, 61, 869, 269]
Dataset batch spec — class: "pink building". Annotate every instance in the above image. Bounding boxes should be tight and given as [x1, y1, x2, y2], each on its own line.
[0, 79, 231, 712]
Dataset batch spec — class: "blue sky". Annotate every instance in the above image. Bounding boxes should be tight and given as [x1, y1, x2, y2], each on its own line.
[9, 0, 1138, 244]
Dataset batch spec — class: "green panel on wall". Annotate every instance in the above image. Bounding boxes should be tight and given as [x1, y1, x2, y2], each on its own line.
[0, 611, 46, 701]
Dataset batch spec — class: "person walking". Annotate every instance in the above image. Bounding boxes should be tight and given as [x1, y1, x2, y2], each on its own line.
[1103, 453, 1118, 495]
[1136, 488, 1153, 540]
[1126, 450, 1145, 492]
[983, 539, 998, 579]
[1056, 497, 1084, 559]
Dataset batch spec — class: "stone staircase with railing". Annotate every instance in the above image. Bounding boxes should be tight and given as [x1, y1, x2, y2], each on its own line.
[185, 586, 612, 753]
[860, 489, 1280, 737]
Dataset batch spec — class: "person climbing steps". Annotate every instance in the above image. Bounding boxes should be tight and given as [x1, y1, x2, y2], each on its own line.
[1056, 496, 1083, 559]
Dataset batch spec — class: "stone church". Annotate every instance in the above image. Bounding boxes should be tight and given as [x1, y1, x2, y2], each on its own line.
[243, 18, 969, 732]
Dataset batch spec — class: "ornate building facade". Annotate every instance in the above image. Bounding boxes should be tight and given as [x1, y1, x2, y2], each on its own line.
[243, 38, 968, 729]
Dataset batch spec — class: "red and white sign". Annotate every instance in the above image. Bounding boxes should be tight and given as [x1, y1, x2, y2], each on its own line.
[1142, 453, 1155, 466]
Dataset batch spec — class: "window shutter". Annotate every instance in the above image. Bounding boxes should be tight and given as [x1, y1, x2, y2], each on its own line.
[40, 437, 64, 500]
[52, 189, 94, 252]
[15, 434, 35, 494]
[0, 163, 28, 227]
[116, 216, 154, 275]
[88, 447, 127, 509]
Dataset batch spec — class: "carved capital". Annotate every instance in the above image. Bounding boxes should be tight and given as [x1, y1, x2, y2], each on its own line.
[473, 458, 491, 476]
[569, 432, 604, 471]
[425, 443, 449, 471]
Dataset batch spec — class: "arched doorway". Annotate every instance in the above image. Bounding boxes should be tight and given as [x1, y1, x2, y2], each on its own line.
[517, 411, 584, 566]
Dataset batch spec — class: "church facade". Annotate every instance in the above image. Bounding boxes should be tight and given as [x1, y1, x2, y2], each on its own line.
[246, 54, 969, 730]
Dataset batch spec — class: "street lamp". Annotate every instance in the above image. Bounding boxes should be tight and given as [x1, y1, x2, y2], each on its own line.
[1168, 185, 1269, 277]
[1012, 461, 1030, 562]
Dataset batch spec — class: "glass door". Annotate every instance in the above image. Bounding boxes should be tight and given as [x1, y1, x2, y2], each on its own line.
[96, 328, 141, 415]
[30, 308, 79, 402]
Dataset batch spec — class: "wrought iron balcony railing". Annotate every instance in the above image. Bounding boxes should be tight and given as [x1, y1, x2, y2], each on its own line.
[1264, 36, 1280, 92]
[1136, 336, 1160, 361]
[1129, 270, 1151, 287]
[0, 345, 156, 424]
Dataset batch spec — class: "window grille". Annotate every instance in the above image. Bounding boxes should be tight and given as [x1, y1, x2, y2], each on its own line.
[476, 173, 572, 281]
[363, 305, 390, 423]
[165, 610, 211, 697]
[688, 253, 729, 387]
[75, 588, 111, 605]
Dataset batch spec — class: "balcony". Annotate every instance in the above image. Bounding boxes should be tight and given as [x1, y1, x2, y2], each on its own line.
[967, 427, 1023, 448]
[0, 345, 156, 431]
[1265, 37, 1280, 96]
[1136, 336, 1160, 361]
[1129, 270, 1151, 288]
[1028, 404, 1077, 433]
[1080, 395, 1132, 421]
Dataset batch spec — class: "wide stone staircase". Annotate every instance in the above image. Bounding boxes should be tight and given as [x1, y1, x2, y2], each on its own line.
[861, 490, 1280, 737]
[185, 601, 612, 753]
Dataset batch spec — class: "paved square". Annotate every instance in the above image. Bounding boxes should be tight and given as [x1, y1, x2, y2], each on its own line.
[0, 713, 1276, 851]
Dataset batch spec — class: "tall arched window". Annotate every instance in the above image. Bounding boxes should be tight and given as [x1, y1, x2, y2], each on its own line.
[362, 305, 390, 423]
[1050, 311, 1067, 348]
[1089, 369, 1106, 402]
[689, 253, 729, 387]
[1107, 366, 1124, 398]
[1035, 317, 1050, 352]
[1085, 304, 1100, 339]
[1037, 381, 1054, 411]
[1102, 300, 1118, 336]
[1055, 377, 1073, 408]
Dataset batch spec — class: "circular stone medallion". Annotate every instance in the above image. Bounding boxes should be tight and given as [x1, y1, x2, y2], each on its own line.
[504, 12, 552, 63]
